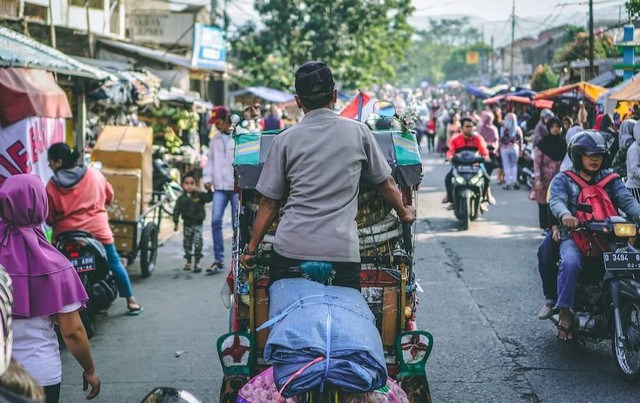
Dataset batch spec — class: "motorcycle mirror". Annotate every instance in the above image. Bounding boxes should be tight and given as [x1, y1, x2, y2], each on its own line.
[373, 101, 396, 118]
[141, 387, 201, 403]
[243, 104, 263, 120]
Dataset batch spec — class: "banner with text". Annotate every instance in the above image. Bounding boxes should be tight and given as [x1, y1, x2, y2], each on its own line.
[0, 117, 66, 184]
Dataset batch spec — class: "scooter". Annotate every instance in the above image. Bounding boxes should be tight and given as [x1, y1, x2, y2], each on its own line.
[549, 216, 640, 382]
[450, 147, 486, 230]
[56, 231, 118, 338]
[153, 158, 183, 216]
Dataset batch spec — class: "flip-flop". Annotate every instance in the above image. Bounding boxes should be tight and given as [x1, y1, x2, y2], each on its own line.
[127, 305, 143, 316]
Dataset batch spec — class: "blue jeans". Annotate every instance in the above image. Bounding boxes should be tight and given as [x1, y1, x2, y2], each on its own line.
[537, 230, 559, 304]
[557, 239, 582, 309]
[212, 190, 239, 262]
[104, 243, 134, 299]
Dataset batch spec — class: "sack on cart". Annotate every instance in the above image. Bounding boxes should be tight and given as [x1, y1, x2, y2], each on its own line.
[261, 278, 387, 397]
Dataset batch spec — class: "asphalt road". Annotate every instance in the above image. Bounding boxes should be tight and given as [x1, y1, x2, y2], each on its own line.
[60, 153, 640, 402]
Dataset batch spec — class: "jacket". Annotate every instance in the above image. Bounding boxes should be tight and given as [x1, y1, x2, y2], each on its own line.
[202, 133, 235, 191]
[626, 123, 640, 188]
[446, 133, 489, 160]
[46, 166, 114, 244]
[549, 168, 640, 239]
[173, 190, 213, 227]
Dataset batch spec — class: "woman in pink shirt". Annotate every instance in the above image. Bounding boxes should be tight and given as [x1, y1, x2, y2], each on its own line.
[45, 143, 142, 315]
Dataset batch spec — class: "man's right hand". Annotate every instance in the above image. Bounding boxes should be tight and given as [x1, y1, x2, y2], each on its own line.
[239, 253, 257, 270]
[562, 214, 579, 230]
[83, 369, 101, 400]
[204, 182, 212, 191]
[399, 206, 416, 224]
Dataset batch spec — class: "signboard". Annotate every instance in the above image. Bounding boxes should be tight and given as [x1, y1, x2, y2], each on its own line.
[130, 13, 194, 47]
[0, 117, 66, 184]
[191, 23, 226, 69]
[466, 51, 480, 65]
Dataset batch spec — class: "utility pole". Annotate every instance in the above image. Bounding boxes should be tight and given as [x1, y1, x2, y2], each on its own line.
[48, 0, 57, 48]
[490, 35, 495, 83]
[510, 0, 515, 84]
[210, 0, 218, 26]
[85, 0, 94, 58]
[589, 0, 595, 79]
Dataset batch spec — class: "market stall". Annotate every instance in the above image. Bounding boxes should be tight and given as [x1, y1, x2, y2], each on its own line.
[534, 82, 606, 126]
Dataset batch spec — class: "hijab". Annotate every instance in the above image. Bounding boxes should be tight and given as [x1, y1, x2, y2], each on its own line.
[503, 112, 518, 139]
[536, 117, 567, 162]
[599, 114, 615, 134]
[478, 111, 498, 147]
[0, 175, 87, 318]
[619, 119, 636, 149]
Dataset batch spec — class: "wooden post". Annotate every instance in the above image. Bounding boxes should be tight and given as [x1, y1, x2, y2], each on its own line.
[75, 85, 87, 163]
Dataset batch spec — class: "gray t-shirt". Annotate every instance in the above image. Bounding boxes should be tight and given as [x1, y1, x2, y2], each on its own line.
[256, 108, 392, 262]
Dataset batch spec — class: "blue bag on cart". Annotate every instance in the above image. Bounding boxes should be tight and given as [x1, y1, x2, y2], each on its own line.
[259, 278, 387, 397]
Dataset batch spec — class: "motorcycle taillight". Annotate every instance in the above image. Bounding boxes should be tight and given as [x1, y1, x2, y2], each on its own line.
[65, 243, 82, 257]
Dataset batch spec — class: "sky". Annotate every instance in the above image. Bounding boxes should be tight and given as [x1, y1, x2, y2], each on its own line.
[413, 0, 626, 21]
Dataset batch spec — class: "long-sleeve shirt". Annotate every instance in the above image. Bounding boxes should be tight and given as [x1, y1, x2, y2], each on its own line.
[202, 132, 235, 191]
[626, 142, 640, 189]
[549, 168, 640, 239]
[173, 190, 213, 227]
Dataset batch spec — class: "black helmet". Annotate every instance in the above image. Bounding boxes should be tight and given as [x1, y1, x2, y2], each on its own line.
[568, 130, 608, 170]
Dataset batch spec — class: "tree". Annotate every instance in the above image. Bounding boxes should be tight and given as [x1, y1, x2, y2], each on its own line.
[229, 0, 415, 90]
[395, 18, 485, 86]
[530, 64, 559, 91]
[626, 0, 640, 20]
[441, 42, 492, 81]
[556, 32, 618, 63]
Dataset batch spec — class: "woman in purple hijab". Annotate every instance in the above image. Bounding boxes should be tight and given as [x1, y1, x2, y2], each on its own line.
[0, 175, 101, 403]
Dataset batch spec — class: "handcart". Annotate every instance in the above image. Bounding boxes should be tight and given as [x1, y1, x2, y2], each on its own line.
[217, 103, 433, 402]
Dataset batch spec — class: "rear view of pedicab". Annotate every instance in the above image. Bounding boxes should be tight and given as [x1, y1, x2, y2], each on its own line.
[217, 103, 433, 402]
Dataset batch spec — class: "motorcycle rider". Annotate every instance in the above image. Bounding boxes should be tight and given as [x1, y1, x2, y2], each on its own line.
[549, 130, 640, 340]
[443, 117, 495, 211]
[238, 61, 415, 289]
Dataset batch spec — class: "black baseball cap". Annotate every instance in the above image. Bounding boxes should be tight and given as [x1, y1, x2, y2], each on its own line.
[295, 61, 335, 99]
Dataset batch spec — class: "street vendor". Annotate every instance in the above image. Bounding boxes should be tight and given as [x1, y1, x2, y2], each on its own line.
[203, 105, 238, 274]
[239, 61, 415, 290]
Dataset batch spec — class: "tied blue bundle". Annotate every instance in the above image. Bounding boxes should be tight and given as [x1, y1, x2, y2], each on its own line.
[300, 261, 333, 283]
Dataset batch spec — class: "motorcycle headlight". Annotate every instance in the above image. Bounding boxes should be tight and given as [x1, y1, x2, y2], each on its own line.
[613, 223, 638, 237]
[469, 174, 482, 185]
[454, 176, 465, 185]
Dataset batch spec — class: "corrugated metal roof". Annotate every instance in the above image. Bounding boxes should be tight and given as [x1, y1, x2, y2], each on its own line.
[0, 27, 112, 81]
[97, 38, 226, 72]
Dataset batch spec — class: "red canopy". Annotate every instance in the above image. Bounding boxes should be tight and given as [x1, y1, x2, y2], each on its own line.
[0, 68, 71, 126]
[532, 99, 554, 109]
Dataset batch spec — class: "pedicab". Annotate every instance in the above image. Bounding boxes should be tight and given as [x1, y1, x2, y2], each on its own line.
[217, 103, 433, 402]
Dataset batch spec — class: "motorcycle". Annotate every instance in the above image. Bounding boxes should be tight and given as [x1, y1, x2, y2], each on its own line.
[450, 146, 486, 230]
[153, 158, 183, 216]
[55, 231, 118, 338]
[549, 216, 640, 382]
[517, 141, 534, 189]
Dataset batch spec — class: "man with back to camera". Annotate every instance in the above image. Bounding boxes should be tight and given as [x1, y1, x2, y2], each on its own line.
[238, 61, 415, 289]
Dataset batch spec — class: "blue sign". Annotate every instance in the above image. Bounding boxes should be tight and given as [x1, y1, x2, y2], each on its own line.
[191, 23, 226, 69]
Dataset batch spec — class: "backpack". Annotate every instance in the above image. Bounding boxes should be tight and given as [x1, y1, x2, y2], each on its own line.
[564, 170, 620, 257]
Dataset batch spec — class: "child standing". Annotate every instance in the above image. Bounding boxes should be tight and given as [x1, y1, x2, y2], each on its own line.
[173, 172, 213, 272]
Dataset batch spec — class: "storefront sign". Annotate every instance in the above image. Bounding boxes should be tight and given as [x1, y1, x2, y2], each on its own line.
[0, 117, 65, 184]
[130, 13, 194, 47]
[191, 23, 226, 69]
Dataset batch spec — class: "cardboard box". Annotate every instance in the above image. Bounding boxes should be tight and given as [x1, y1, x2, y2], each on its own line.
[102, 168, 142, 221]
[110, 222, 137, 238]
[92, 126, 153, 205]
[113, 235, 135, 253]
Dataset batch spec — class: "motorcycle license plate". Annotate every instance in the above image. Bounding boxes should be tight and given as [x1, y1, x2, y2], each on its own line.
[456, 166, 477, 173]
[71, 256, 96, 273]
[603, 252, 640, 271]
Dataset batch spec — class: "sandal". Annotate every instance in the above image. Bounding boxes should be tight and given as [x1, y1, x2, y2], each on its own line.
[446, 204, 454, 211]
[557, 324, 573, 341]
[127, 304, 143, 316]
[184, 261, 192, 271]
[194, 263, 202, 273]
[206, 261, 223, 274]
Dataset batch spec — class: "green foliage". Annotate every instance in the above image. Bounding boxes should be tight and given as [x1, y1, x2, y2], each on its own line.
[229, 0, 415, 90]
[530, 64, 560, 91]
[556, 32, 618, 63]
[441, 42, 492, 81]
[626, 0, 640, 20]
[396, 17, 487, 86]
